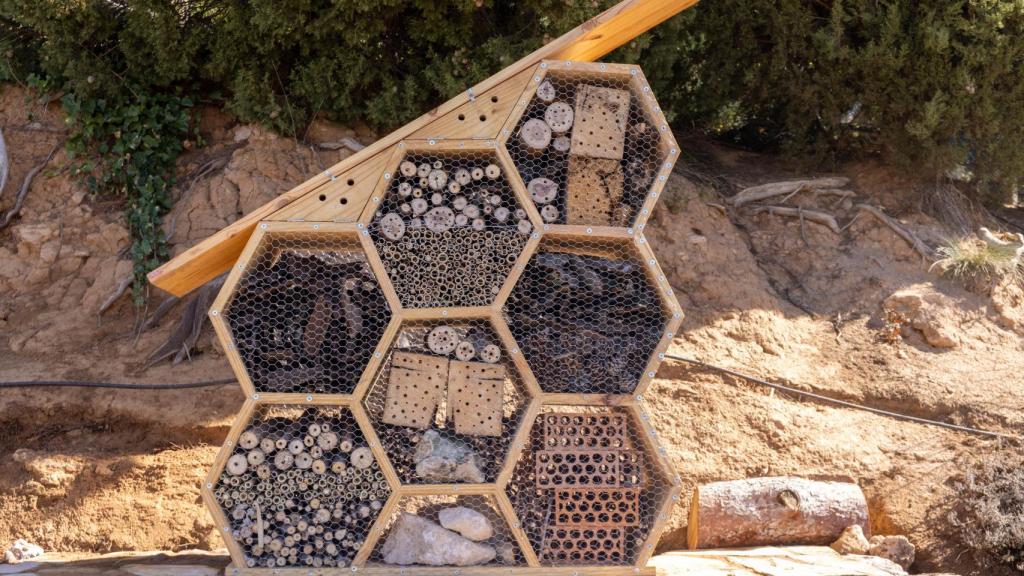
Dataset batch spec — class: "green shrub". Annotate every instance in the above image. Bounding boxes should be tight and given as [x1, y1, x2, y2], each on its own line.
[3, 0, 1023, 213]
[629, 1, 1024, 205]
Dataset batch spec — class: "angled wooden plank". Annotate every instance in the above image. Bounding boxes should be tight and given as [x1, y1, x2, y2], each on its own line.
[408, 67, 536, 141]
[147, 0, 700, 297]
[265, 149, 391, 222]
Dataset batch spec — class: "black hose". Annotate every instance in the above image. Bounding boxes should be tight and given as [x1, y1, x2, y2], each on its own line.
[665, 353, 1020, 441]
[0, 378, 236, 390]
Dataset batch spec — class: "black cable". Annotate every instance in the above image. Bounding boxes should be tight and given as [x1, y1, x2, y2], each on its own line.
[0, 378, 236, 390]
[664, 353, 1021, 441]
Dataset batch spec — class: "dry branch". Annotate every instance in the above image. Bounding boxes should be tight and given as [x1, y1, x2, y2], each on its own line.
[749, 205, 840, 234]
[688, 477, 869, 549]
[857, 203, 934, 259]
[99, 275, 133, 315]
[0, 142, 60, 230]
[317, 137, 366, 152]
[732, 177, 850, 207]
[0, 128, 8, 199]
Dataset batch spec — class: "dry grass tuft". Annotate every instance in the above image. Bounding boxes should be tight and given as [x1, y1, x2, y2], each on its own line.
[931, 234, 1023, 286]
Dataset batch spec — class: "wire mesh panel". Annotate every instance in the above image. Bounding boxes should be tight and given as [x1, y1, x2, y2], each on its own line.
[211, 405, 389, 569]
[367, 147, 532, 308]
[368, 494, 527, 567]
[362, 319, 531, 484]
[506, 406, 672, 566]
[503, 66, 672, 228]
[222, 231, 392, 394]
[503, 236, 670, 394]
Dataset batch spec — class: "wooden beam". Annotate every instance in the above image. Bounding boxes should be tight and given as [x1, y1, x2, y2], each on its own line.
[147, 0, 700, 297]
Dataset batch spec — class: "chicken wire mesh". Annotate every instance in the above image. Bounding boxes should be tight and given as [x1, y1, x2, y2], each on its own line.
[503, 236, 670, 394]
[369, 494, 527, 567]
[368, 148, 532, 308]
[222, 232, 392, 394]
[210, 405, 389, 569]
[361, 319, 531, 485]
[504, 68, 670, 228]
[505, 406, 672, 566]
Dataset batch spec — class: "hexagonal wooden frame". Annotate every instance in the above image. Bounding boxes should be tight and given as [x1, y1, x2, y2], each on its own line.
[501, 229, 683, 400]
[205, 60, 684, 576]
[498, 60, 680, 236]
[208, 221, 401, 401]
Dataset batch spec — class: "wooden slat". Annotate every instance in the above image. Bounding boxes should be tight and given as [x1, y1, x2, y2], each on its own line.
[147, 0, 700, 297]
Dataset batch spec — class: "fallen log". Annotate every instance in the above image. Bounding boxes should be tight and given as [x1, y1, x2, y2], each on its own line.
[687, 477, 869, 550]
[732, 177, 850, 207]
[749, 205, 840, 234]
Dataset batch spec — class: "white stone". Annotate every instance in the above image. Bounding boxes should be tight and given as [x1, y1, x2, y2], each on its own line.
[438, 507, 493, 541]
[380, 513, 495, 566]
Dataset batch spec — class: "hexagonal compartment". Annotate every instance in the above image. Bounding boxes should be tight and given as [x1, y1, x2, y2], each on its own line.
[365, 143, 534, 308]
[218, 227, 392, 395]
[361, 317, 532, 484]
[206, 404, 390, 569]
[502, 62, 676, 229]
[505, 405, 676, 566]
[503, 235, 678, 395]
[368, 494, 528, 568]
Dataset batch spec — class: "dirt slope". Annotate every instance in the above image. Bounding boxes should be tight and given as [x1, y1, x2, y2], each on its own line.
[0, 85, 1021, 575]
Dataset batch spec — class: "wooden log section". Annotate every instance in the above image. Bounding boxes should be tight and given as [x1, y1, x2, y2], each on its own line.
[687, 477, 869, 550]
[147, 0, 700, 298]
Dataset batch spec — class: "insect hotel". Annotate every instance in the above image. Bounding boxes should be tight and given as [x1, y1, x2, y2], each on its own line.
[148, 2, 694, 573]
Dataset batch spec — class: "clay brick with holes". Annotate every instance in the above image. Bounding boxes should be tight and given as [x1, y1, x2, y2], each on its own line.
[554, 488, 639, 527]
[382, 351, 448, 429]
[541, 526, 626, 565]
[543, 413, 629, 450]
[535, 450, 622, 488]
[447, 360, 506, 437]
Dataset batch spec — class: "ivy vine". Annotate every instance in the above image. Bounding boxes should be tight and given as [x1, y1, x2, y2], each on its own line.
[62, 89, 192, 305]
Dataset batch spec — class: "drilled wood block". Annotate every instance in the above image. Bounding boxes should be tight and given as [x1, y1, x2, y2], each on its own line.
[541, 526, 626, 565]
[542, 412, 629, 450]
[447, 360, 506, 437]
[566, 155, 625, 225]
[382, 351, 449, 429]
[570, 84, 630, 160]
[535, 450, 622, 488]
[554, 487, 640, 527]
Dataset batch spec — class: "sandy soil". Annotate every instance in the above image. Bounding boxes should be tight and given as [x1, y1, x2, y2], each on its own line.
[1, 85, 1022, 575]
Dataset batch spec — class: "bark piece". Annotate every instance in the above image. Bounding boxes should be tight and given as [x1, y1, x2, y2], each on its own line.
[447, 360, 506, 437]
[570, 84, 630, 160]
[382, 352, 449, 429]
[566, 155, 624, 225]
[688, 477, 869, 549]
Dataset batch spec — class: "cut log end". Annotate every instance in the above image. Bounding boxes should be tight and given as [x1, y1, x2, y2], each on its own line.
[687, 477, 868, 550]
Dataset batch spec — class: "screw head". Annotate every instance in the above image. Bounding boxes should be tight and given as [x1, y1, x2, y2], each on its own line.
[260, 223, 268, 230]
[306, 395, 313, 402]
[253, 393, 260, 400]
